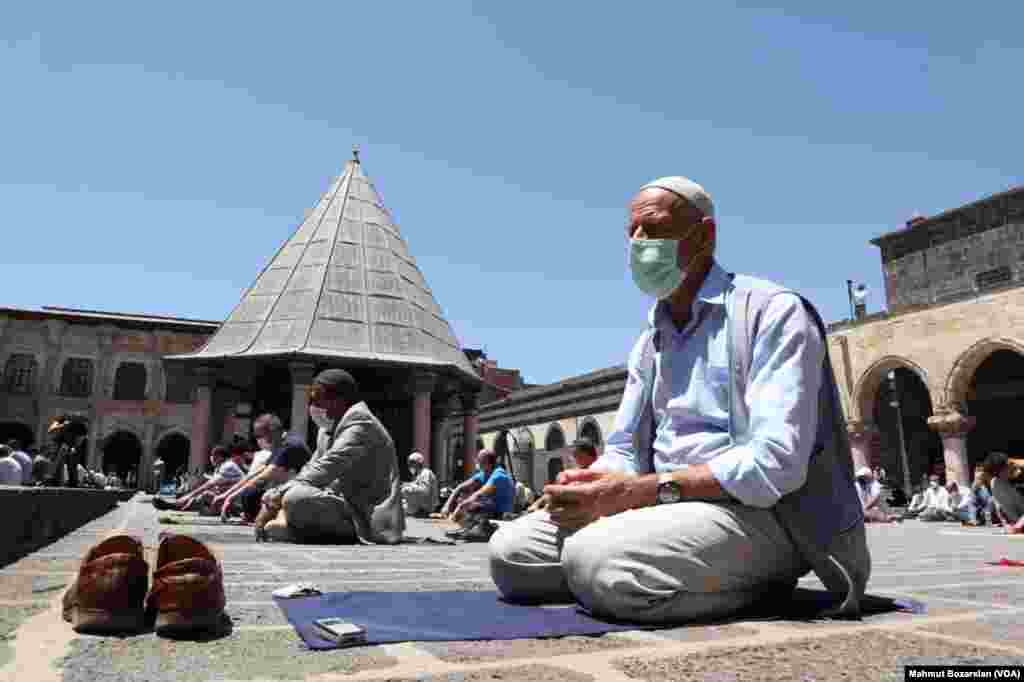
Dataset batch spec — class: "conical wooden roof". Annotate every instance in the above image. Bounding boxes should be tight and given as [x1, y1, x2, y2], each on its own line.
[173, 152, 477, 381]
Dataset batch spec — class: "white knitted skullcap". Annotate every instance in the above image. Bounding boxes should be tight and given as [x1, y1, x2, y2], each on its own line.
[639, 176, 714, 218]
[856, 466, 872, 478]
[408, 452, 425, 465]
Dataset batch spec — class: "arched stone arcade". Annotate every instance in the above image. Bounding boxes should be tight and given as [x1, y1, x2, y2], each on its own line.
[101, 430, 144, 484]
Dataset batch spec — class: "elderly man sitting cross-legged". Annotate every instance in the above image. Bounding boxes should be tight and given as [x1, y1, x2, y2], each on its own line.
[402, 452, 439, 517]
[255, 369, 405, 545]
[489, 175, 869, 623]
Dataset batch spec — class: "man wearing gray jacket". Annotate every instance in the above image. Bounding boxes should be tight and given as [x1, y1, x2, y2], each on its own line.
[257, 369, 405, 545]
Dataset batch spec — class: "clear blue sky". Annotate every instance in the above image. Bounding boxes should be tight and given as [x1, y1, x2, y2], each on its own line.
[2, 3, 1021, 385]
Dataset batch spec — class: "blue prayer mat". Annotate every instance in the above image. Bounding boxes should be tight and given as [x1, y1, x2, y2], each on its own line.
[273, 589, 925, 650]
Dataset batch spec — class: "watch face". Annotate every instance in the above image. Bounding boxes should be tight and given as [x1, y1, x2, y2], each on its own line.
[657, 480, 682, 504]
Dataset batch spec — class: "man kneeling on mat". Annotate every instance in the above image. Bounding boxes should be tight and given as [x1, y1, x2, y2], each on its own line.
[255, 369, 405, 544]
[488, 175, 869, 622]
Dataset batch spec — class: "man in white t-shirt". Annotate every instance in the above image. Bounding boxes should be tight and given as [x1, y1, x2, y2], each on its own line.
[915, 475, 954, 521]
[157, 445, 244, 512]
[855, 467, 899, 523]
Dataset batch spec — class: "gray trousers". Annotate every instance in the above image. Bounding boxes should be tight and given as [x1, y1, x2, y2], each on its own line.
[489, 502, 812, 623]
[280, 482, 357, 543]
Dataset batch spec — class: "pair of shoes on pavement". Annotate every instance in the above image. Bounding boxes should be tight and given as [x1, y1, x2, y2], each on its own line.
[62, 533, 225, 636]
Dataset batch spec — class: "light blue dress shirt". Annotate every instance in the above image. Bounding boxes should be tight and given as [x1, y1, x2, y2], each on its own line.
[594, 262, 826, 508]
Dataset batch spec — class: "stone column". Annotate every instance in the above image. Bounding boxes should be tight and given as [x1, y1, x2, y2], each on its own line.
[140, 421, 156, 491]
[410, 371, 436, 467]
[36, 320, 67, 446]
[845, 420, 879, 471]
[188, 366, 216, 472]
[460, 392, 480, 478]
[431, 405, 449, 482]
[927, 409, 976, 489]
[289, 362, 317, 444]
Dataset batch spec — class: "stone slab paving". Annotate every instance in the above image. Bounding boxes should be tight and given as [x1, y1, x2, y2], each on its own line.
[2, 496, 1024, 681]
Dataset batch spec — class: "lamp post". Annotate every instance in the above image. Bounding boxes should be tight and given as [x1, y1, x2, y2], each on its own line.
[888, 370, 913, 497]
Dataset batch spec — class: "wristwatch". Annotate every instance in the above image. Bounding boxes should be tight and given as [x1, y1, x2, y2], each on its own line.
[656, 473, 683, 505]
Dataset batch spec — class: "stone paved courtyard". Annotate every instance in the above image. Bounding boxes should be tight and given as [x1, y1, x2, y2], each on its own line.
[2, 495, 1024, 681]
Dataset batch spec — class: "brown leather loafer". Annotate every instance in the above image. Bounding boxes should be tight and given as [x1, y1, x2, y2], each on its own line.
[146, 534, 226, 635]
[62, 535, 149, 633]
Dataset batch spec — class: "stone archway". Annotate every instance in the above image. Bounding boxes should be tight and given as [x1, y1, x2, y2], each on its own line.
[854, 355, 931, 425]
[547, 457, 564, 484]
[965, 348, 1024, 471]
[944, 337, 1024, 410]
[102, 431, 143, 485]
[155, 431, 190, 483]
[578, 418, 603, 449]
[866, 365, 942, 494]
[544, 424, 567, 452]
[0, 421, 35, 449]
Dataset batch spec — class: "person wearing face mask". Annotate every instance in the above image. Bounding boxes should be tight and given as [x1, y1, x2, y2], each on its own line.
[855, 467, 900, 523]
[213, 414, 310, 523]
[255, 369, 405, 544]
[402, 452, 440, 517]
[489, 176, 868, 622]
[915, 475, 953, 522]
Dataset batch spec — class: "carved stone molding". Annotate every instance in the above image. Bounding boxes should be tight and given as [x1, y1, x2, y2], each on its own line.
[409, 371, 437, 396]
[927, 408, 976, 437]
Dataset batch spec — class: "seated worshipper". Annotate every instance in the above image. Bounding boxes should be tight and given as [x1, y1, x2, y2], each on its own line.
[214, 414, 309, 523]
[488, 176, 869, 622]
[444, 449, 514, 540]
[984, 452, 1024, 534]
[855, 467, 899, 523]
[8, 440, 33, 485]
[46, 416, 89, 487]
[31, 454, 52, 486]
[515, 481, 536, 513]
[159, 445, 244, 512]
[255, 369, 405, 544]
[959, 468, 994, 526]
[916, 475, 954, 522]
[402, 452, 439, 517]
[0, 446, 23, 486]
[440, 476, 482, 518]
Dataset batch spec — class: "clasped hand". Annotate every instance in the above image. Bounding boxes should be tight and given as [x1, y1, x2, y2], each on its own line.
[544, 469, 635, 530]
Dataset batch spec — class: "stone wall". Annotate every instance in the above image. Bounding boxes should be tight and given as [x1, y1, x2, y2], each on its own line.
[0, 312, 212, 490]
[0, 486, 128, 568]
[882, 220, 1024, 310]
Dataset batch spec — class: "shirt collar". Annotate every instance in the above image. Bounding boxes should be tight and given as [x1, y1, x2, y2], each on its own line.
[647, 260, 731, 328]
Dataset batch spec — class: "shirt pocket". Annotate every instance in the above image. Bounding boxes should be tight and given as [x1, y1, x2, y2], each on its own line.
[702, 364, 731, 414]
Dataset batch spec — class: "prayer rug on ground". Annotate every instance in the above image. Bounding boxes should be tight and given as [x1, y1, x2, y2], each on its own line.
[274, 589, 924, 650]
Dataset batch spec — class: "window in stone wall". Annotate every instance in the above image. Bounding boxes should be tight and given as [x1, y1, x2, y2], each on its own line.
[976, 266, 1012, 292]
[113, 362, 147, 401]
[59, 358, 94, 397]
[3, 354, 38, 394]
[163, 366, 194, 404]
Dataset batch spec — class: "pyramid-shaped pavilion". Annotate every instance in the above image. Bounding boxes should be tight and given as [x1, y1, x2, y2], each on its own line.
[169, 151, 482, 479]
